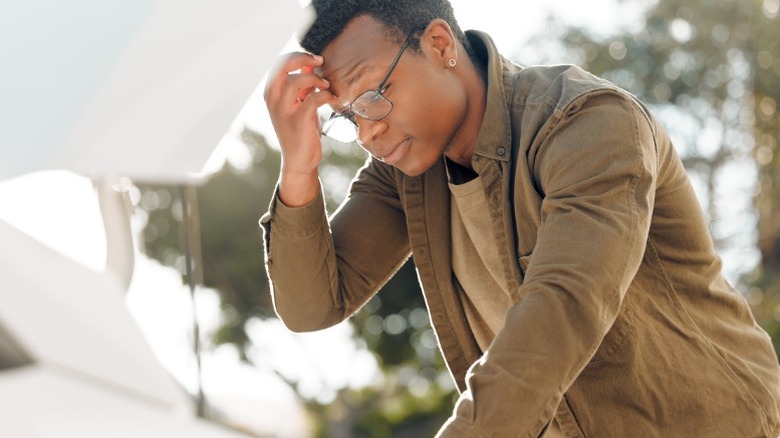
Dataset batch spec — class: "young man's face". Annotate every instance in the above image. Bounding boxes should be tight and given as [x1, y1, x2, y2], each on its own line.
[320, 16, 471, 176]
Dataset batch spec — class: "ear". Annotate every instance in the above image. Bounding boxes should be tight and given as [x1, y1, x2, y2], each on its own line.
[420, 19, 458, 68]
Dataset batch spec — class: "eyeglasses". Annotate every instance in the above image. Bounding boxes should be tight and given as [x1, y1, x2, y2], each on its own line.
[321, 25, 426, 143]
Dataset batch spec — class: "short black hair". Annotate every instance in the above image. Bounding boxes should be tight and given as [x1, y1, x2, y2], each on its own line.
[300, 0, 474, 59]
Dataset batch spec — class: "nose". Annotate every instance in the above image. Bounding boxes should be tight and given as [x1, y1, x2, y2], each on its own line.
[355, 118, 387, 147]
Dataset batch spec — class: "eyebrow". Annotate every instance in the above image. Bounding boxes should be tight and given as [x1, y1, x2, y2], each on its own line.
[326, 63, 373, 108]
[332, 65, 379, 115]
[342, 63, 373, 89]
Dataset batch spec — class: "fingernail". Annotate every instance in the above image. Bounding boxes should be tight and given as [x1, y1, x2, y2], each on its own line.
[312, 54, 323, 62]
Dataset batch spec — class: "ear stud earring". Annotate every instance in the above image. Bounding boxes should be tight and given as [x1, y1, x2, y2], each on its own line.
[448, 58, 457, 67]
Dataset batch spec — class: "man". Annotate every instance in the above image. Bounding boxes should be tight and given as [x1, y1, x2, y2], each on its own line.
[261, 0, 780, 435]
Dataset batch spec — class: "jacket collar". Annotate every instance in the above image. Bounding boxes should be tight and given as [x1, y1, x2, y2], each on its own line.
[466, 30, 514, 168]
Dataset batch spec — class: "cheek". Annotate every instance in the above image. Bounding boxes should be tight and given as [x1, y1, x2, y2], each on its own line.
[396, 72, 467, 139]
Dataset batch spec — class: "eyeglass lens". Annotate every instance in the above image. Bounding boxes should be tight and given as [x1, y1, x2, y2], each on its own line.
[321, 90, 392, 143]
[322, 115, 359, 143]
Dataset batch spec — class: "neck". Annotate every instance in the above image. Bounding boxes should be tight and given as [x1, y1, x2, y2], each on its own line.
[444, 53, 487, 169]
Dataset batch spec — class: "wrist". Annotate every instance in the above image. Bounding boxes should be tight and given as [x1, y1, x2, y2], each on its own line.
[279, 166, 319, 208]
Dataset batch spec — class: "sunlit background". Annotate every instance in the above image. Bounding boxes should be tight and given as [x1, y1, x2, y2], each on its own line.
[1, 0, 779, 436]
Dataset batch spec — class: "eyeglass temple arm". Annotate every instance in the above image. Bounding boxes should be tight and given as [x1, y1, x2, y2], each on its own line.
[375, 25, 427, 91]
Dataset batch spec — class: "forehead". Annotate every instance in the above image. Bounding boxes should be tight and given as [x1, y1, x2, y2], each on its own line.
[320, 16, 404, 94]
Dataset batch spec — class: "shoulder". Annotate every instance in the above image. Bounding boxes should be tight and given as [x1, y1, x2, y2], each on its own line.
[506, 63, 632, 114]
[502, 62, 656, 152]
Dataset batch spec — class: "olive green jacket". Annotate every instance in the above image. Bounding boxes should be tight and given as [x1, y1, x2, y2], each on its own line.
[260, 31, 780, 437]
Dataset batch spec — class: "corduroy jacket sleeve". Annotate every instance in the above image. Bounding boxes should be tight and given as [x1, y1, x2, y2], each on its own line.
[260, 157, 411, 332]
[437, 91, 658, 436]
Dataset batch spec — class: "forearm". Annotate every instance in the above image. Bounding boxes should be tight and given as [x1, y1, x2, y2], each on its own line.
[261, 160, 412, 332]
[261, 185, 345, 332]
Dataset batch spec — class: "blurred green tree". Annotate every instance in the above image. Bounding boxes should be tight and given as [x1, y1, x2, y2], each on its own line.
[136, 130, 280, 356]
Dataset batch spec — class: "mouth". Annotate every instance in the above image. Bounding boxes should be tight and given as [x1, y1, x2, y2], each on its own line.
[379, 138, 410, 166]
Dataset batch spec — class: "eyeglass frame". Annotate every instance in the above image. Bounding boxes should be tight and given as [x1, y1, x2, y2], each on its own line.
[322, 24, 428, 141]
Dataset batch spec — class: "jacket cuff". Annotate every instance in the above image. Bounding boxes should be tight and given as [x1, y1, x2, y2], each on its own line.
[261, 183, 327, 239]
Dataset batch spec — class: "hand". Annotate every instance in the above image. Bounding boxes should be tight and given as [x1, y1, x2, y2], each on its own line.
[264, 52, 335, 206]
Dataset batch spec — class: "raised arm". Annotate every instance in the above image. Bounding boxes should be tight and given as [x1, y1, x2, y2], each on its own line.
[263, 52, 333, 208]
[261, 54, 411, 332]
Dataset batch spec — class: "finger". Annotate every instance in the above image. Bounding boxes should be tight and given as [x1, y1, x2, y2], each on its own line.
[278, 72, 329, 106]
[269, 65, 329, 108]
[299, 87, 337, 109]
[265, 52, 323, 102]
[296, 65, 316, 101]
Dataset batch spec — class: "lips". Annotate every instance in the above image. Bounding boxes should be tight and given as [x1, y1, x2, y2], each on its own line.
[379, 138, 410, 166]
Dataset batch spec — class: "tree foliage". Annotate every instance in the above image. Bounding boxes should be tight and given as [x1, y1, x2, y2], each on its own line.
[136, 130, 280, 355]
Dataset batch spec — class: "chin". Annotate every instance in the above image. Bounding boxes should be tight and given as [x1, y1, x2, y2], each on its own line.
[398, 167, 426, 177]
[394, 158, 436, 177]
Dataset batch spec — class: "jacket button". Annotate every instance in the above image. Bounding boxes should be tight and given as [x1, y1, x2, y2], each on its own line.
[497, 147, 506, 156]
